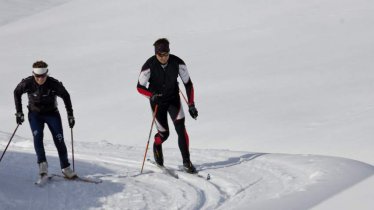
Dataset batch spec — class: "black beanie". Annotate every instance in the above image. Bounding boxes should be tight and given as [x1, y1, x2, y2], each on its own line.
[154, 38, 170, 53]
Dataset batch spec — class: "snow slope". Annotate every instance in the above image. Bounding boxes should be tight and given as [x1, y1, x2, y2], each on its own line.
[1, 134, 373, 210]
[0, 0, 373, 164]
[0, 0, 71, 27]
[0, 0, 373, 209]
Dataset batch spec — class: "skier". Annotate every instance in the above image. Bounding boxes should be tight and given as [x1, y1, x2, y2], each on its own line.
[14, 60, 77, 179]
[137, 38, 199, 173]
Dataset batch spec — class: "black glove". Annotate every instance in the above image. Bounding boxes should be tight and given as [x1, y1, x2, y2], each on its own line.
[67, 111, 75, 128]
[150, 93, 162, 104]
[15, 112, 24, 125]
[188, 104, 198, 119]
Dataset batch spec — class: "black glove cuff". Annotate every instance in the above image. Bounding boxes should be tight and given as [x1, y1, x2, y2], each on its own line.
[15, 112, 24, 117]
[67, 110, 74, 117]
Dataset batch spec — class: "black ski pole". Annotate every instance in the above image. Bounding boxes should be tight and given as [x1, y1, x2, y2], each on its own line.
[141, 104, 158, 174]
[71, 128, 75, 171]
[0, 124, 20, 163]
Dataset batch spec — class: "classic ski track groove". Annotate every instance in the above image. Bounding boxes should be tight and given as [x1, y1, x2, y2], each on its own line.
[9, 147, 317, 209]
[68, 153, 235, 208]
[77, 154, 298, 209]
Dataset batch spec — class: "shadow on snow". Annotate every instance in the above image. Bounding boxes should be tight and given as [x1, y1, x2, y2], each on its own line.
[0, 151, 124, 210]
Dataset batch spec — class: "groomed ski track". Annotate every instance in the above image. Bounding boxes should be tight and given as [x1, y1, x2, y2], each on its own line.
[1, 137, 373, 210]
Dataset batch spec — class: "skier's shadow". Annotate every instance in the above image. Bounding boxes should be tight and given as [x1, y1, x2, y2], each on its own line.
[196, 152, 267, 171]
[0, 151, 123, 210]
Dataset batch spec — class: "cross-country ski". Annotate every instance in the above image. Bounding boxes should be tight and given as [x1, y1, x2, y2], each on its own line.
[34, 174, 102, 186]
[147, 159, 179, 179]
[177, 165, 211, 181]
[34, 174, 52, 186]
[51, 174, 103, 184]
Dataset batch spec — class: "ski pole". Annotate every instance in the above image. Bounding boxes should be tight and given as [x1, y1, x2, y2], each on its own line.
[179, 90, 189, 105]
[71, 128, 75, 171]
[0, 124, 20, 163]
[141, 104, 158, 174]
[180, 90, 198, 120]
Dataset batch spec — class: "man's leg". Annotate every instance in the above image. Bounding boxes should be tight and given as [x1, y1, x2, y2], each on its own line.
[28, 112, 47, 164]
[168, 98, 191, 163]
[151, 102, 169, 166]
[174, 118, 190, 163]
[45, 112, 70, 169]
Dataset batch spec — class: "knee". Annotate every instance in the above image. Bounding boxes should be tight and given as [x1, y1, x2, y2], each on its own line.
[32, 129, 43, 139]
[159, 131, 170, 140]
[154, 131, 169, 145]
[55, 133, 64, 142]
[174, 119, 185, 132]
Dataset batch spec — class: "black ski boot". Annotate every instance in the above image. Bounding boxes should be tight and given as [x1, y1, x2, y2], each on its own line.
[183, 160, 197, 174]
[153, 143, 164, 166]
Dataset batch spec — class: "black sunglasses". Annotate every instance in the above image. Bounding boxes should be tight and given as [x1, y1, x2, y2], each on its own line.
[33, 73, 47, 78]
[157, 52, 169, 57]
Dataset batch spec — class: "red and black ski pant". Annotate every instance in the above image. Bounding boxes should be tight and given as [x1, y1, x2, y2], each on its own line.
[150, 96, 190, 163]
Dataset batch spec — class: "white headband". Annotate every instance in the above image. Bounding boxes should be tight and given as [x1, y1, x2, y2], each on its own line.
[33, 68, 48, 75]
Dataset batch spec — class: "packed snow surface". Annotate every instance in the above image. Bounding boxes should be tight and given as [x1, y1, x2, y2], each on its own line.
[0, 135, 373, 210]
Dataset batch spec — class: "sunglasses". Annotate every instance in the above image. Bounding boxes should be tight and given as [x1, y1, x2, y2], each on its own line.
[33, 73, 47, 78]
[157, 52, 169, 57]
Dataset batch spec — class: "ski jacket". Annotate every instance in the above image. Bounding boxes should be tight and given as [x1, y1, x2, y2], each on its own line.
[14, 76, 73, 114]
[137, 54, 195, 104]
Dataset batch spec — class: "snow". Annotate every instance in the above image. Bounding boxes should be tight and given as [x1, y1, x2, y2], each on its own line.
[0, 0, 373, 209]
[1, 138, 373, 210]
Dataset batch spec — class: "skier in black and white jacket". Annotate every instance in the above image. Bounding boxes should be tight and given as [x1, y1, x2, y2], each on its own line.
[137, 38, 198, 173]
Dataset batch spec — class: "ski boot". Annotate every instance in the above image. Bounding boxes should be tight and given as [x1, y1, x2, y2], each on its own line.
[153, 143, 164, 166]
[183, 160, 197, 174]
[35, 162, 49, 185]
[39, 161, 48, 176]
[62, 166, 77, 179]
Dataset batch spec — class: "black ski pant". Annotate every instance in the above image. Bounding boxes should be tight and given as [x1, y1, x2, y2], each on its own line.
[28, 111, 70, 169]
[150, 96, 191, 163]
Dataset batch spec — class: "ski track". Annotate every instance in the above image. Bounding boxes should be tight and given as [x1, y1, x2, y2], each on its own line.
[85, 151, 264, 209]
[1, 138, 373, 210]
[84, 153, 223, 209]
[0, 142, 261, 209]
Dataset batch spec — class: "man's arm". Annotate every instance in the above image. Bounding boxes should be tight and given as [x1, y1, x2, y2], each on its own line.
[14, 79, 27, 113]
[137, 64, 152, 98]
[178, 64, 194, 105]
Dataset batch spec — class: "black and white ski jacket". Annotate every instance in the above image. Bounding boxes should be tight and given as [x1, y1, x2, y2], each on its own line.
[137, 54, 195, 105]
